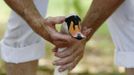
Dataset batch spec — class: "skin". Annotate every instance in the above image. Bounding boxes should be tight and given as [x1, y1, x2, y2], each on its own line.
[54, 0, 126, 73]
[126, 68, 134, 75]
[6, 60, 38, 75]
[4, 0, 133, 75]
[4, 0, 75, 75]
[4, 0, 73, 48]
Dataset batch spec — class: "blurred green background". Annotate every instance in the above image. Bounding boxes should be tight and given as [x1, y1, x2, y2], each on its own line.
[0, 0, 125, 75]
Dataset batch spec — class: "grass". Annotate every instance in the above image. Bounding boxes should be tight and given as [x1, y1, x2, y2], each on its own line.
[0, 0, 125, 75]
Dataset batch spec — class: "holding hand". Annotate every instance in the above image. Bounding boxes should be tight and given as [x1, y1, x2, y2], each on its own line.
[53, 39, 86, 72]
[42, 16, 73, 48]
[53, 28, 91, 72]
[52, 15, 92, 72]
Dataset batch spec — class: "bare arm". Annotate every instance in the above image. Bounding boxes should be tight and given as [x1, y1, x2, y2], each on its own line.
[4, 0, 51, 41]
[53, 0, 125, 71]
[82, 0, 124, 41]
[4, 0, 71, 45]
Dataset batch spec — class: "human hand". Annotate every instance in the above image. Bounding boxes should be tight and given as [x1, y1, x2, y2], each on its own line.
[53, 28, 92, 72]
[53, 40, 86, 72]
[43, 16, 72, 48]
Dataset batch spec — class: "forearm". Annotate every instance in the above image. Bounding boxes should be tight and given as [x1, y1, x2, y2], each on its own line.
[82, 0, 124, 41]
[4, 0, 51, 40]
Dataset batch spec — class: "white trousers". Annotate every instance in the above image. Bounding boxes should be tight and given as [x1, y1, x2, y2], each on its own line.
[0, 0, 48, 63]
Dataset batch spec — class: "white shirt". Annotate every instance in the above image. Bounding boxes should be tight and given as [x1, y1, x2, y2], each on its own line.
[0, 0, 49, 63]
[107, 0, 134, 67]
[108, 0, 134, 52]
[2, 0, 48, 48]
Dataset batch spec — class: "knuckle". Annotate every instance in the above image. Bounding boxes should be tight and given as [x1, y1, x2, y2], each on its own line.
[72, 54, 76, 59]
[54, 43, 59, 47]
[66, 51, 72, 56]
[70, 55, 75, 61]
[70, 62, 75, 68]
[59, 61, 65, 65]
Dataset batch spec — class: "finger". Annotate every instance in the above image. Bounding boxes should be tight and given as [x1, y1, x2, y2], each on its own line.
[44, 20, 52, 25]
[54, 48, 83, 65]
[58, 54, 83, 72]
[52, 33, 72, 43]
[53, 41, 69, 48]
[46, 16, 65, 24]
[54, 54, 75, 66]
[52, 47, 58, 52]
[46, 24, 57, 32]
[70, 53, 83, 70]
[55, 46, 75, 58]
[55, 43, 82, 58]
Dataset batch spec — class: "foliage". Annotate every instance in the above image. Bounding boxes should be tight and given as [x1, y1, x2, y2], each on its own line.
[64, 0, 83, 17]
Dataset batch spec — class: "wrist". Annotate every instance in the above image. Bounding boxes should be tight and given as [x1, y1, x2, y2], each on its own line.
[82, 26, 94, 41]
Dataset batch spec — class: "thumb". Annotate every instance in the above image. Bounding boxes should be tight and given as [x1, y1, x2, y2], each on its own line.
[46, 16, 65, 25]
[52, 32, 72, 42]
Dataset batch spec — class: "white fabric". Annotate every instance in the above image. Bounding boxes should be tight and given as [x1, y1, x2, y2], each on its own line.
[107, 0, 134, 68]
[0, 0, 48, 63]
[1, 39, 45, 63]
